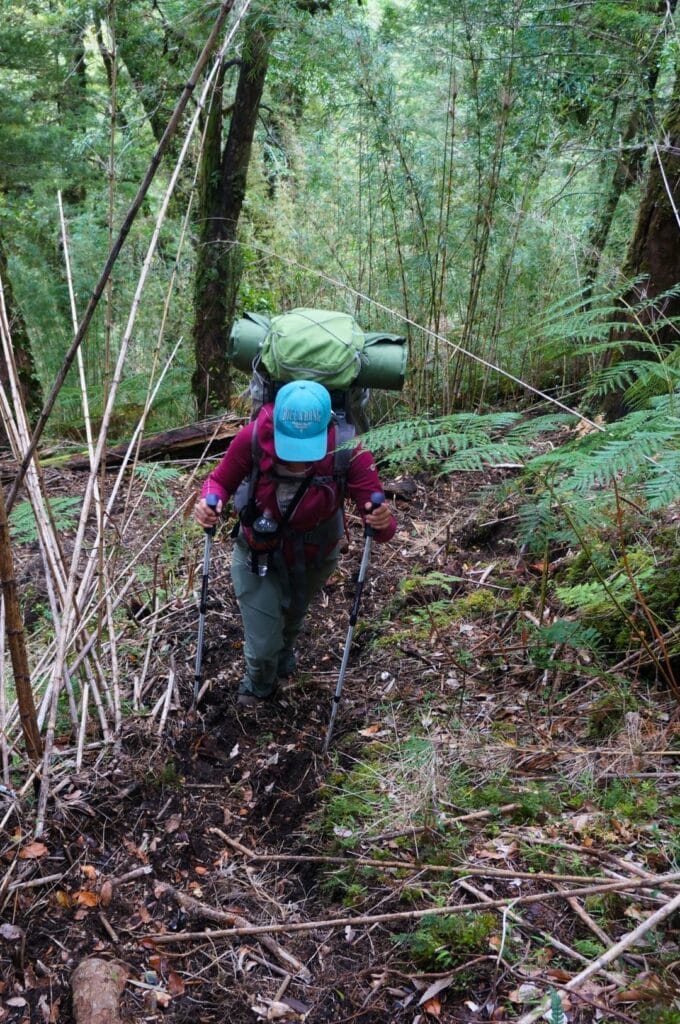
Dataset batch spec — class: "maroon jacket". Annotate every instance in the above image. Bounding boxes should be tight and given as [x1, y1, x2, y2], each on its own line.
[201, 406, 396, 563]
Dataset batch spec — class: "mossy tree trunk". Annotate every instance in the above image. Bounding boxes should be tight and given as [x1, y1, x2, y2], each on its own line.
[0, 482, 42, 763]
[0, 237, 43, 444]
[603, 62, 680, 420]
[192, 21, 272, 416]
[582, 1, 676, 305]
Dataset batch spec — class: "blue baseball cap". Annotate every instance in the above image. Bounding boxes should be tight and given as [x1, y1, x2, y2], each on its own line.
[273, 381, 332, 461]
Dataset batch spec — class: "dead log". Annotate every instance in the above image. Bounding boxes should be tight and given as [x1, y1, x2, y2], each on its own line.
[0, 415, 244, 482]
[71, 958, 128, 1024]
[63, 413, 244, 469]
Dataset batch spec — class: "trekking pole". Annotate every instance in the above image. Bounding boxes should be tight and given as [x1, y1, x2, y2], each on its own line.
[322, 492, 385, 754]
[193, 494, 219, 707]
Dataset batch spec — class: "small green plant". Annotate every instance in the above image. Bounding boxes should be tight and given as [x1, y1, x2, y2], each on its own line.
[640, 1007, 680, 1024]
[587, 686, 639, 739]
[398, 912, 497, 971]
[134, 463, 180, 513]
[572, 938, 605, 958]
[451, 589, 499, 619]
[598, 779, 659, 822]
[549, 988, 565, 1024]
[10, 496, 81, 544]
[146, 761, 182, 790]
[319, 866, 373, 906]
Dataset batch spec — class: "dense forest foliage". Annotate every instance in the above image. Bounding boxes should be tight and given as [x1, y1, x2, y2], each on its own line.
[2, 0, 678, 420]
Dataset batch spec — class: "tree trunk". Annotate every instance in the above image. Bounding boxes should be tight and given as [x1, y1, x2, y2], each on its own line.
[0, 482, 42, 763]
[581, 104, 646, 304]
[582, 0, 676, 303]
[603, 62, 680, 420]
[192, 22, 272, 415]
[0, 239, 43, 435]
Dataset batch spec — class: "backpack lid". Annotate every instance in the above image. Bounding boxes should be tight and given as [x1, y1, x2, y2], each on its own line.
[261, 308, 365, 389]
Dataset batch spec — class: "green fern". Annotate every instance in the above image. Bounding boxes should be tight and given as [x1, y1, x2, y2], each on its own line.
[133, 464, 180, 512]
[529, 619, 602, 654]
[549, 988, 565, 1024]
[556, 560, 655, 615]
[644, 451, 680, 509]
[361, 411, 575, 476]
[10, 496, 81, 545]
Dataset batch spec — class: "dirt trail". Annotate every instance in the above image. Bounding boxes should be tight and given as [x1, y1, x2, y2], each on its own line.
[3, 469, 677, 1023]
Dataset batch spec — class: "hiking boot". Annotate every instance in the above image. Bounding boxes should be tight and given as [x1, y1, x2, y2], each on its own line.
[277, 649, 297, 679]
[236, 683, 279, 708]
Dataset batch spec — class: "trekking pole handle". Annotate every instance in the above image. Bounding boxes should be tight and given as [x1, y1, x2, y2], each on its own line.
[366, 492, 385, 536]
[204, 493, 219, 535]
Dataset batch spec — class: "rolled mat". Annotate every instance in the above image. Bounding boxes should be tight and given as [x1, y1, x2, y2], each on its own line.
[227, 314, 407, 391]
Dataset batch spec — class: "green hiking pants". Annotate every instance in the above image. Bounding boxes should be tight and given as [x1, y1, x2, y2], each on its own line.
[231, 535, 340, 698]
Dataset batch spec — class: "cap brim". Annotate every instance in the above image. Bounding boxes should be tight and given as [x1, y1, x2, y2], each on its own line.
[274, 425, 328, 462]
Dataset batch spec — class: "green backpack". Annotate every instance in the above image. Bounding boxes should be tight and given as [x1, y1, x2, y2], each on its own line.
[260, 308, 365, 389]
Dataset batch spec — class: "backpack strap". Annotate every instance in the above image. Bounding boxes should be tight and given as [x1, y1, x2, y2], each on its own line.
[231, 420, 263, 533]
[331, 410, 356, 505]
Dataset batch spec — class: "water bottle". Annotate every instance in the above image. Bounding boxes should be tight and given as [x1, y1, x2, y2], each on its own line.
[251, 511, 279, 577]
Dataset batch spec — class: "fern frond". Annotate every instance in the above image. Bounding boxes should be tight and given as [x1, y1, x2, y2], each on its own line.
[549, 988, 565, 1024]
[517, 497, 561, 550]
[362, 412, 524, 471]
[585, 359, 675, 400]
[506, 413, 576, 439]
[10, 496, 81, 545]
[529, 619, 603, 653]
[569, 432, 677, 490]
[441, 442, 526, 473]
[643, 450, 680, 509]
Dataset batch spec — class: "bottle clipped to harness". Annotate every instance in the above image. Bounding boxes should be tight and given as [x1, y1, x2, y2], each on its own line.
[250, 510, 279, 576]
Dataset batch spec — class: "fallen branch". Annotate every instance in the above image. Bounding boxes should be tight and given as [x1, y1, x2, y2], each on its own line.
[158, 884, 312, 982]
[218, 846, 646, 886]
[8, 873, 64, 892]
[148, 872, 680, 945]
[514, 889, 680, 1024]
[560, 885, 618, 951]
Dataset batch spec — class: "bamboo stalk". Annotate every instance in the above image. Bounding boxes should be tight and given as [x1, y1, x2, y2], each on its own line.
[0, 290, 110, 747]
[34, 14, 247, 832]
[121, 187, 199, 528]
[514, 889, 680, 1024]
[156, 658, 176, 736]
[5, 0, 244, 515]
[216, 844, 646, 886]
[0, 597, 9, 785]
[76, 682, 90, 771]
[135, 592, 159, 709]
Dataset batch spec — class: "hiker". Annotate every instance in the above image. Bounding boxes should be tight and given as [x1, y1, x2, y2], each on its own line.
[194, 380, 396, 707]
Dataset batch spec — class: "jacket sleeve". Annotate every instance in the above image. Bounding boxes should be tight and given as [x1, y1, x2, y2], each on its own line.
[200, 422, 254, 505]
[346, 445, 396, 543]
